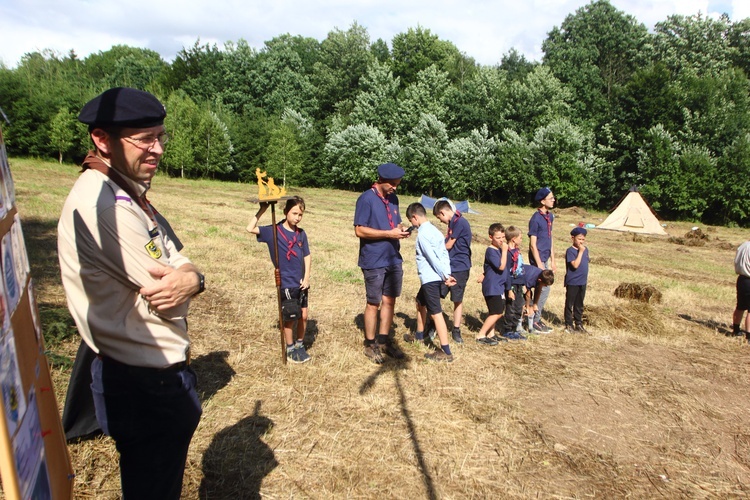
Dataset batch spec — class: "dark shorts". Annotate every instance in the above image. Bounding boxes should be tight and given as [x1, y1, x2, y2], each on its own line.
[484, 294, 505, 315]
[283, 287, 309, 309]
[363, 264, 403, 304]
[447, 269, 470, 302]
[416, 281, 445, 316]
[737, 275, 750, 310]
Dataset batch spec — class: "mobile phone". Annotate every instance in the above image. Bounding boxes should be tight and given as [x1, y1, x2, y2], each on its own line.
[406, 225, 416, 233]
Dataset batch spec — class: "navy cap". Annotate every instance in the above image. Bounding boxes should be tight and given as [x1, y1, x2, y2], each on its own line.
[571, 227, 587, 237]
[78, 87, 166, 129]
[535, 187, 552, 202]
[377, 162, 405, 180]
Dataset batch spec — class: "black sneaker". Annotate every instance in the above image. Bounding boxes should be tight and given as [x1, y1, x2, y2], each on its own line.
[287, 345, 311, 364]
[380, 340, 405, 359]
[452, 328, 464, 344]
[364, 343, 385, 364]
[476, 336, 499, 346]
[575, 324, 589, 334]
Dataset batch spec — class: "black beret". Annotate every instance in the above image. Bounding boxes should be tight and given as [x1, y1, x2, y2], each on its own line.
[78, 87, 166, 128]
[377, 162, 405, 180]
[571, 227, 587, 237]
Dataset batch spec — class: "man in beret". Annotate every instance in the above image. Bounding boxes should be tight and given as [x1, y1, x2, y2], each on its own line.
[354, 163, 411, 363]
[528, 187, 557, 333]
[57, 87, 204, 499]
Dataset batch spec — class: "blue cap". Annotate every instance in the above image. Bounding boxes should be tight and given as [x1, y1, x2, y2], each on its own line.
[78, 87, 166, 129]
[571, 227, 587, 237]
[535, 187, 552, 203]
[377, 163, 405, 180]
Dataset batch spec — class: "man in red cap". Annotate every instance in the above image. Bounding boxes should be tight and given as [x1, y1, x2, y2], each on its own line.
[58, 87, 204, 499]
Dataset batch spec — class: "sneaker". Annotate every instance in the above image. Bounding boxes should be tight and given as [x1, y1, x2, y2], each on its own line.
[364, 343, 385, 364]
[403, 332, 423, 344]
[532, 321, 552, 334]
[576, 325, 589, 334]
[487, 335, 508, 343]
[502, 331, 527, 341]
[476, 336, 499, 346]
[424, 349, 454, 362]
[539, 320, 554, 332]
[426, 326, 436, 341]
[287, 345, 311, 364]
[452, 328, 464, 344]
[380, 340, 405, 359]
[563, 325, 576, 334]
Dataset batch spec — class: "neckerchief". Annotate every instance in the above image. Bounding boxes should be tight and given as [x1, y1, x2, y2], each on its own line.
[82, 152, 158, 227]
[446, 210, 462, 241]
[509, 248, 524, 277]
[277, 222, 299, 261]
[539, 208, 552, 238]
[371, 184, 394, 229]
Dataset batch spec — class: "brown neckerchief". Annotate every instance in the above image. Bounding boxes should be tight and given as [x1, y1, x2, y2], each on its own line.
[81, 151, 155, 224]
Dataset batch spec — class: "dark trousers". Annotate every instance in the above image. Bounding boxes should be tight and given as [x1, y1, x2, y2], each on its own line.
[565, 284, 587, 327]
[91, 357, 202, 500]
[502, 284, 524, 334]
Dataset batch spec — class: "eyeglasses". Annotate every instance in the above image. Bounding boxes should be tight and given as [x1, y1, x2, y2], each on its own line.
[121, 132, 170, 149]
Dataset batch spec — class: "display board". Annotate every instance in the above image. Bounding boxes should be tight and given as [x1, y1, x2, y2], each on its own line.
[0, 125, 72, 498]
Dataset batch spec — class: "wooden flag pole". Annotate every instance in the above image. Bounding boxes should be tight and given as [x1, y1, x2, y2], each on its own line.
[252, 167, 289, 365]
[269, 201, 287, 365]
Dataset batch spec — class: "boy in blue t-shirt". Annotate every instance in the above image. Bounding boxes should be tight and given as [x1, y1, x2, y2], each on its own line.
[522, 266, 555, 333]
[433, 199, 472, 344]
[564, 227, 590, 334]
[500, 226, 527, 340]
[476, 223, 509, 345]
[248, 197, 312, 363]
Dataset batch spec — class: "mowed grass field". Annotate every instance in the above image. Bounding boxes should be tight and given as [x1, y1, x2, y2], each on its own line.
[13, 157, 750, 499]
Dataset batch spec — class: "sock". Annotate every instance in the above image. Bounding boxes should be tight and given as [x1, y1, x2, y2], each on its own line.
[442, 344, 452, 356]
[414, 331, 424, 340]
[452, 326, 460, 334]
[733, 323, 741, 334]
[286, 344, 295, 353]
[377, 334, 389, 345]
[295, 339, 304, 346]
[365, 338, 375, 347]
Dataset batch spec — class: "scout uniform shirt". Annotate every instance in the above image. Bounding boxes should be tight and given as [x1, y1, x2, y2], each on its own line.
[57, 156, 192, 369]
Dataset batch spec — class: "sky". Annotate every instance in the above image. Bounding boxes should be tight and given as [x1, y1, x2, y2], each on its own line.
[0, 0, 748, 69]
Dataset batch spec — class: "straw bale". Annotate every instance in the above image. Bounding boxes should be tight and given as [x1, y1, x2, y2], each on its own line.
[613, 283, 663, 304]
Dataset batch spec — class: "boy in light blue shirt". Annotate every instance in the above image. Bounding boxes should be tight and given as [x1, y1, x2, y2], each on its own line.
[404, 203, 457, 362]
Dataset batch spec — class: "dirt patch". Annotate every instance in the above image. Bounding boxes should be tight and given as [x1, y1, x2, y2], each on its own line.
[555, 206, 590, 218]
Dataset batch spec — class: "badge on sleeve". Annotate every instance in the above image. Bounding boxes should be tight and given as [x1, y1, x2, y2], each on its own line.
[145, 239, 162, 259]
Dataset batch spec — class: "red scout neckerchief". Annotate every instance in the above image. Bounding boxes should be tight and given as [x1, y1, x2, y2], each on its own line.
[538, 208, 552, 238]
[81, 152, 158, 227]
[509, 247, 520, 275]
[371, 183, 394, 229]
[276, 222, 299, 261]
[446, 210, 462, 241]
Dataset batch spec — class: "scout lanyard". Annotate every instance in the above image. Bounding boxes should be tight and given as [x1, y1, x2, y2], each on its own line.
[538, 208, 552, 238]
[371, 184, 394, 229]
[446, 210, 462, 241]
[276, 222, 299, 261]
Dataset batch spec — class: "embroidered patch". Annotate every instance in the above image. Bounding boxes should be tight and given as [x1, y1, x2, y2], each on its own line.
[145, 239, 162, 259]
[148, 227, 160, 239]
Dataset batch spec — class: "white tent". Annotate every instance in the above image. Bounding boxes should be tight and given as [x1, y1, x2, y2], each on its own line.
[596, 188, 667, 235]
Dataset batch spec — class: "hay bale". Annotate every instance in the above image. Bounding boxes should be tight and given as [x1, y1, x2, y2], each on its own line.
[586, 302, 665, 335]
[613, 282, 662, 304]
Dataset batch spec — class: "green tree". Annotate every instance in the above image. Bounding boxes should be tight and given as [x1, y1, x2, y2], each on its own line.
[349, 60, 401, 136]
[444, 126, 497, 200]
[323, 123, 401, 189]
[504, 65, 573, 136]
[396, 64, 450, 137]
[401, 113, 449, 196]
[542, 0, 649, 123]
[444, 66, 508, 137]
[48, 106, 76, 163]
[161, 90, 199, 178]
[653, 13, 733, 78]
[391, 26, 475, 86]
[265, 122, 303, 187]
[165, 40, 225, 101]
[194, 107, 234, 178]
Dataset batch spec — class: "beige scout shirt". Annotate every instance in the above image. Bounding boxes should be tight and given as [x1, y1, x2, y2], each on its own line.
[58, 168, 192, 368]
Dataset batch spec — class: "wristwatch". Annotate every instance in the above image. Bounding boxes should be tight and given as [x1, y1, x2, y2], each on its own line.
[195, 272, 205, 295]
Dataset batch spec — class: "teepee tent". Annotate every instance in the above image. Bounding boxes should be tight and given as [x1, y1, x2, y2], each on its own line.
[596, 187, 667, 235]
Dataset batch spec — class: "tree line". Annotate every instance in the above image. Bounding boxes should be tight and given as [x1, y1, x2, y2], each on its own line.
[1, 0, 750, 225]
